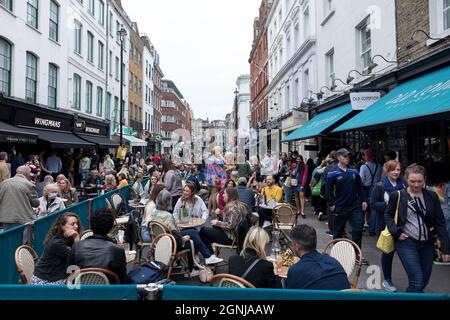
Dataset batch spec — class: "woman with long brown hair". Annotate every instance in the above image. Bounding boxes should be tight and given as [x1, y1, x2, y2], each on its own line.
[32, 213, 83, 284]
[200, 188, 246, 260]
[58, 178, 78, 206]
[141, 183, 166, 243]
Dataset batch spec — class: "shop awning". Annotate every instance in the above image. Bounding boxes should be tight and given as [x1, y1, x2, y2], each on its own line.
[282, 103, 354, 142]
[122, 134, 147, 147]
[0, 121, 38, 144]
[76, 134, 118, 148]
[21, 128, 95, 148]
[334, 65, 450, 132]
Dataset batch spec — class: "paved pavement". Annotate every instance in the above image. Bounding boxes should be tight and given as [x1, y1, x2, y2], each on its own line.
[134, 202, 450, 294]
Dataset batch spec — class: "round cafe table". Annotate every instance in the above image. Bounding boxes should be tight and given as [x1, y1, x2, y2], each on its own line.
[176, 218, 206, 230]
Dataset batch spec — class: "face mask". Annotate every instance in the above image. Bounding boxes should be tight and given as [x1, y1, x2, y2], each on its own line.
[48, 192, 58, 200]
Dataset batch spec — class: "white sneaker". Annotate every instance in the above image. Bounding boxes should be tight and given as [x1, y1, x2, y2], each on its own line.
[205, 255, 223, 265]
[185, 269, 200, 278]
[382, 280, 397, 292]
[262, 221, 272, 229]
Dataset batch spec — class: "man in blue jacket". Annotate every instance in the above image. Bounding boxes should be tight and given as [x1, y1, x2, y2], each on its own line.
[236, 177, 255, 209]
[325, 148, 367, 250]
[287, 224, 350, 290]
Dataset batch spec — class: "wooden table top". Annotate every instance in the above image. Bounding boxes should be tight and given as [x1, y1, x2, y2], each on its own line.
[177, 218, 205, 229]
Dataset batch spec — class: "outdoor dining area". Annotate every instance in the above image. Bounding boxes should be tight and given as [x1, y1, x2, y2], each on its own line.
[1, 182, 449, 301]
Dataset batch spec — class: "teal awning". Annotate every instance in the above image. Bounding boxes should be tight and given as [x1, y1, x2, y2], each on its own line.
[114, 134, 147, 147]
[283, 103, 354, 142]
[334, 65, 450, 132]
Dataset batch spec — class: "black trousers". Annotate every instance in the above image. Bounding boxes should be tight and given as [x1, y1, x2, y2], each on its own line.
[199, 226, 232, 254]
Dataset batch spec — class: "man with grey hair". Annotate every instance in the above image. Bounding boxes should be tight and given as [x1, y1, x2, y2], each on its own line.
[287, 225, 350, 290]
[0, 166, 40, 231]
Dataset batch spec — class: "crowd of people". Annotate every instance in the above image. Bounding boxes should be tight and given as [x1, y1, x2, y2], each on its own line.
[0, 145, 449, 294]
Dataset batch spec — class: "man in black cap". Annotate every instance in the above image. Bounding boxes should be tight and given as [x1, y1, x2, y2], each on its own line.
[325, 148, 367, 255]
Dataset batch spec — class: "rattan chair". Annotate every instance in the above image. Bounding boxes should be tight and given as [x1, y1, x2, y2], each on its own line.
[323, 238, 363, 289]
[212, 240, 238, 266]
[210, 273, 255, 288]
[273, 204, 297, 230]
[110, 192, 127, 216]
[67, 268, 120, 285]
[80, 229, 94, 241]
[15, 245, 38, 284]
[149, 223, 193, 278]
[151, 233, 178, 280]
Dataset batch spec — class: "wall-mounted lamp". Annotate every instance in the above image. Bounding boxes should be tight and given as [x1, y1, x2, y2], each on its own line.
[346, 69, 364, 84]
[367, 54, 398, 73]
[330, 78, 348, 91]
[404, 29, 442, 50]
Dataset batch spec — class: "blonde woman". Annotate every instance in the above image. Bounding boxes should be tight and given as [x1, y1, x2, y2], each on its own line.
[37, 183, 66, 218]
[102, 174, 117, 193]
[228, 226, 282, 288]
[56, 174, 67, 183]
[58, 178, 78, 206]
[103, 154, 115, 171]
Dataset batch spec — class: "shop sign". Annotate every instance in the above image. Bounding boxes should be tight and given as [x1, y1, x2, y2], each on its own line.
[85, 126, 100, 135]
[350, 92, 380, 110]
[74, 120, 86, 131]
[0, 135, 37, 144]
[14, 109, 71, 131]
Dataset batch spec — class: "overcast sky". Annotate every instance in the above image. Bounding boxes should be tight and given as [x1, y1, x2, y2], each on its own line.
[122, 0, 260, 121]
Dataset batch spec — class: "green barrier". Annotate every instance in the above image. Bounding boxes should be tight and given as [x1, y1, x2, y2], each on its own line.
[0, 285, 138, 300]
[162, 285, 450, 301]
[0, 225, 27, 284]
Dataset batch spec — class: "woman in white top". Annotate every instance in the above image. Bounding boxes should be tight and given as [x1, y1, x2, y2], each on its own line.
[173, 182, 209, 221]
[103, 154, 115, 171]
[37, 183, 66, 218]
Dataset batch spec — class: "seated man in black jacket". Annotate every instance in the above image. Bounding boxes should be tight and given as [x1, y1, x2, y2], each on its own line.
[68, 208, 127, 284]
[287, 224, 350, 290]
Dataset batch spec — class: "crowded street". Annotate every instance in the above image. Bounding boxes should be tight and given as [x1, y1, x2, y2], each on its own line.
[0, 0, 449, 308]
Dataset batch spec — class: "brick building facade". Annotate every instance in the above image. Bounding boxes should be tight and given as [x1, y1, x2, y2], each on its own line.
[161, 80, 188, 153]
[249, 0, 272, 129]
[397, 0, 450, 64]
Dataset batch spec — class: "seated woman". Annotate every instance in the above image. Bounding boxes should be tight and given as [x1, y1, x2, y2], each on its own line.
[173, 182, 209, 221]
[141, 183, 166, 243]
[215, 180, 237, 217]
[143, 174, 159, 199]
[58, 178, 78, 206]
[32, 213, 82, 284]
[172, 182, 221, 265]
[37, 183, 66, 218]
[228, 226, 282, 288]
[103, 174, 117, 193]
[117, 173, 129, 188]
[151, 190, 198, 277]
[200, 188, 245, 257]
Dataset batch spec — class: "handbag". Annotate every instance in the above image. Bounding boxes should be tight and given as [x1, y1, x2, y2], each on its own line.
[128, 263, 165, 284]
[199, 266, 213, 283]
[285, 177, 291, 187]
[376, 191, 400, 254]
[290, 178, 298, 187]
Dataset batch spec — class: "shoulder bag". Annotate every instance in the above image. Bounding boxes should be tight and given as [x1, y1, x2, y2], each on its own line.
[376, 191, 400, 254]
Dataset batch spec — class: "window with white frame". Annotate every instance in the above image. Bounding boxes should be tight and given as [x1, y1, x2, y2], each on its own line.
[326, 48, 335, 87]
[109, 50, 113, 75]
[106, 92, 111, 120]
[293, 78, 299, 107]
[0, 0, 13, 11]
[444, 0, 450, 30]
[98, 41, 104, 70]
[285, 85, 290, 112]
[303, 7, 310, 40]
[49, 1, 59, 42]
[302, 69, 309, 99]
[0, 38, 12, 96]
[74, 21, 82, 55]
[109, 12, 113, 35]
[88, 0, 94, 16]
[48, 64, 58, 108]
[294, 22, 299, 51]
[86, 81, 93, 113]
[96, 86, 103, 117]
[358, 17, 371, 72]
[115, 57, 119, 80]
[99, 1, 105, 26]
[73, 74, 81, 110]
[25, 52, 38, 104]
[27, 0, 39, 29]
[87, 31, 94, 63]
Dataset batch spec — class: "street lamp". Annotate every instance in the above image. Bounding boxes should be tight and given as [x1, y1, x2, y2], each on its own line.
[118, 26, 127, 147]
[346, 69, 364, 84]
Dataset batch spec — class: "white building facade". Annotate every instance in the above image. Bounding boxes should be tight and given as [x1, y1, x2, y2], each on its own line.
[236, 74, 251, 137]
[141, 35, 155, 135]
[0, 0, 69, 109]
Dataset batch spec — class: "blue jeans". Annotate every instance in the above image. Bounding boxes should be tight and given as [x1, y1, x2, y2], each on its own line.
[181, 228, 212, 258]
[332, 204, 364, 249]
[80, 169, 90, 185]
[284, 186, 293, 204]
[396, 238, 435, 293]
[369, 208, 377, 234]
[140, 226, 151, 243]
[381, 251, 395, 283]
